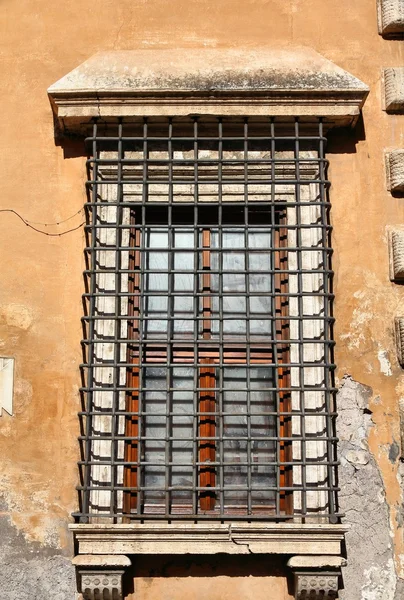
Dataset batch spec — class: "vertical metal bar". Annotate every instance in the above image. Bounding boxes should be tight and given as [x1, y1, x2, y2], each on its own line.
[192, 117, 199, 515]
[243, 117, 252, 515]
[318, 118, 336, 520]
[218, 117, 224, 516]
[82, 120, 99, 523]
[165, 118, 174, 516]
[269, 117, 282, 517]
[137, 117, 148, 515]
[294, 117, 307, 518]
[110, 119, 124, 521]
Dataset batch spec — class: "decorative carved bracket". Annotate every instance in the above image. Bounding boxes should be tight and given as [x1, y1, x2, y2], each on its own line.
[73, 555, 131, 600]
[288, 556, 345, 599]
[294, 572, 339, 599]
[79, 570, 125, 600]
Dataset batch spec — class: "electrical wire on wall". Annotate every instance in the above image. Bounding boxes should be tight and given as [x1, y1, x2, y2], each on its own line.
[0, 208, 85, 236]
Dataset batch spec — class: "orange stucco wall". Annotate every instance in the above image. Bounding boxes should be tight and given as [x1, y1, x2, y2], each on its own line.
[1, 1, 404, 598]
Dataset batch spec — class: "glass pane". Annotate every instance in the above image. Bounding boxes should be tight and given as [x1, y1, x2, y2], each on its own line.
[209, 227, 272, 338]
[144, 230, 168, 336]
[223, 367, 276, 510]
[143, 367, 194, 508]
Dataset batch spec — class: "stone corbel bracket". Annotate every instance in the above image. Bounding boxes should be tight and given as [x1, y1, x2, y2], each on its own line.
[47, 47, 368, 135]
[377, 0, 404, 36]
[73, 554, 131, 600]
[388, 228, 404, 280]
[288, 556, 346, 599]
[385, 150, 404, 192]
[383, 68, 404, 112]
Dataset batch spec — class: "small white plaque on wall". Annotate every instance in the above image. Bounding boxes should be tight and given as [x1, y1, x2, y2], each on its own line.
[0, 357, 14, 416]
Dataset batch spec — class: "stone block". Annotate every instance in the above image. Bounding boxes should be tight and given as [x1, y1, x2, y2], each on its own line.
[395, 317, 404, 367]
[383, 68, 404, 111]
[378, 0, 404, 35]
[388, 229, 404, 280]
[385, 150, 404, 192]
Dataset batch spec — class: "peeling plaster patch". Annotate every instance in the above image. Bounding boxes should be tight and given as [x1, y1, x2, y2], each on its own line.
[378, 349, 393, 376]
[340, 330, 366, 350]
[396, 463, 404, 535]
[1, 304, 35, 330]
[337, 376, 398, 600]
[340, 289, 374, 350]
[389, 441, 400, 464]
[9, 377, 33, 417]
[362, 559, 396, 600]
[395, 578, 404, 600]
[0, 500, 74, 600]
[1, 482, 65, 549]
[345, 449, 369, 467]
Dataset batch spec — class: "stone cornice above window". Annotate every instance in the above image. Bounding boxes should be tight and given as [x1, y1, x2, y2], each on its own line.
[48, 47, 368, 133]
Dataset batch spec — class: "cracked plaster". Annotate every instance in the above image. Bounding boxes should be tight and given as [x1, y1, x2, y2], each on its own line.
[0, 498, 75, 600]
[337, 376, 403, 600]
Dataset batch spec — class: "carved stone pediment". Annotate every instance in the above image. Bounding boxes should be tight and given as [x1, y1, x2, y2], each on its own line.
[47, 47, 368, 133]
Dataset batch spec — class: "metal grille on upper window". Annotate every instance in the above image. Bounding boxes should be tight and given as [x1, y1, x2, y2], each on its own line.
[78, 116, 338, 523]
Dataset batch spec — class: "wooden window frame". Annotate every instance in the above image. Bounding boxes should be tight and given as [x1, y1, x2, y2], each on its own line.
[123, 208, 291, 517]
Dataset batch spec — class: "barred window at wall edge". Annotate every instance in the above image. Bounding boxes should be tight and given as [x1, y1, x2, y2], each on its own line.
[77, 115, 339, 524]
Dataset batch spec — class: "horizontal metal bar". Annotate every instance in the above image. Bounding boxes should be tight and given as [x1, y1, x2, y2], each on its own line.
[78, 459, 340, 467]
[77, 484, 340, 492]
[83, 200, 332, 208]
[80, 362, 336, 369]
[85, 135, 329, 143]
[78, 434, 338, 442]
[73, 512, 342, 521]
[78, 390, 338, 397]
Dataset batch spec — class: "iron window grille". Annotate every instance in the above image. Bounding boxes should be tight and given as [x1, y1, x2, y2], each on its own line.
[77, 116, 339, 523]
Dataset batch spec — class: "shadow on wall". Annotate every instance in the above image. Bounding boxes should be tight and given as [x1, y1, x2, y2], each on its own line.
[55, 112, 367, 160]
[326, 114, 366, 155]
[122, 555, 293, 600]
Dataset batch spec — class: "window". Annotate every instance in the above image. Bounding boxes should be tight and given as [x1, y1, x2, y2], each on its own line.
[78, 116, 338, 523]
